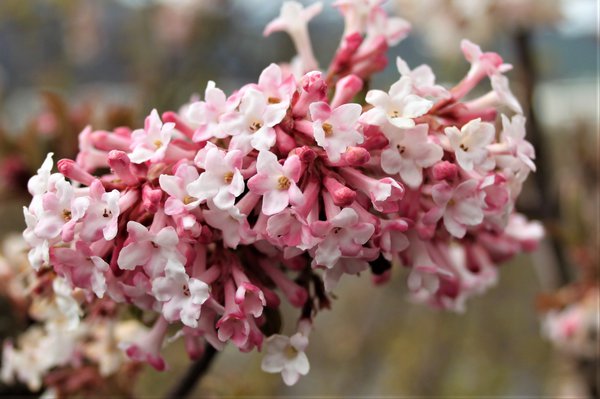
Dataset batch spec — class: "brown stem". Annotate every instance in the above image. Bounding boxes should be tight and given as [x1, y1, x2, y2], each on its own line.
[164, 344, 218, 399]
[513, 29, 571, 286]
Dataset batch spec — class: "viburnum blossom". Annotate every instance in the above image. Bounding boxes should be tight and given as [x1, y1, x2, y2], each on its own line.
[310, 102, 364, 162]
[8, 0, 542, 392]
[361, 76, 433, 128]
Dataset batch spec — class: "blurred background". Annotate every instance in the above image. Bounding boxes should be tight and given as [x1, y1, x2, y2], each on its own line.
[0, 0, 597, 397]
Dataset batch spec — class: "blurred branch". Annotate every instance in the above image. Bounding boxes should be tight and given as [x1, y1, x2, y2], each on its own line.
[164, 344, 218, 399]
[513, 29, 571, 286]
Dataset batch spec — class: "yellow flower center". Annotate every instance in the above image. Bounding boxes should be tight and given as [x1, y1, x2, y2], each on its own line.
[224, 172, 234, 184]
[62, 209, 72, 221]
[277, 176, 291, 190]
[183, 195, 197, 205]
[249, 121, 263, 132]
[322, 122, 334, 137]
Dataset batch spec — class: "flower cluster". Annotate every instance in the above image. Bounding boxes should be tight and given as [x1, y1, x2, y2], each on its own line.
[0, 235, 144, 396]
[9, 0, 542, 389]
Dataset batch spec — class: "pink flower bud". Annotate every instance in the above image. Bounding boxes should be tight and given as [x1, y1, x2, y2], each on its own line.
[331, 75, 363, 108]
[432, 161, 458, 181]
[323, 175, 356, 207]
[108, 150, 139, 186]
[142, 185, 163, 213]
[57, 159, 95, 186]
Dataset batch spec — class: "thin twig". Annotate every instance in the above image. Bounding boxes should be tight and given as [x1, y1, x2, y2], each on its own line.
[164, 344, 218, 399]
[513, 28, 572, 286]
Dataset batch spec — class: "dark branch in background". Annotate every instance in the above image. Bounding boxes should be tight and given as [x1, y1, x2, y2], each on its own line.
[513, 29, 572, 286]
[514, 29, 599, 399]
[164, 344, 218, 399]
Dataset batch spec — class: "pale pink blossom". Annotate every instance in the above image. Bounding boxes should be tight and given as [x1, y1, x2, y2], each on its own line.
[380, 124, 443, 188]
[445, 118, 495, 172]
[396, 56, 449, 99]
[186, 81, 233, 141]
[362, 77, 432, 128]
[261, 321, 311, 386]
[34, 179, 89, 242]
[152, 259, 210, 328]
[186, 143, 244, 210]
[424, 180, 486, 238]
[226, 89, 287, 153]
[79, 180, 120, 241]
[129, 109, 176, 164]
[312, 207, 374, 268]
[51, 241, 109, 298]
[264, 1, 323, 72]
[159, 163, 201, 215]
[310, 102, 363, 162]
[117, 222, 185, 277]
[499, 114, 536, 171]
[254, 63, 296, 109]
[247, 151, 303, 215]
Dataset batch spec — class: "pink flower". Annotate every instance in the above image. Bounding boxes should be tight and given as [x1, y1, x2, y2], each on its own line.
[264, 1, 323, 72]
[324, 257, 369, 292]
[396, 56, 449, 99]
[51, 241, 109, 298]
[152, 259, 210, 328]
[309, 102, 363, 162]
[366, 6, 410, 46]
[202, 203, 255, 249]
[129, 109, 176, 164]
[261, 321, 311, 386]
[121, 317, 169, 371]
[159, 163, 201, 215]
[247, 151, 303, 215]
[22, 207, 49, 270]
[490, 73, 523, 114]
[79, 180, 120, 242]
[225, 89, 287, 153]
[380, 124, 443, 188]
[34, 179, 89, 242]
[266, 209, 318, 250]
[186, 143, 244, 210]
[186, 81, 234, 142]
[499, 114, 536, 171]
[312, 207, 374, 268]
[361, 77, 432, 128]
[117, 222, 185, 277]
[254, 63, 296, 109]
[445, 118, 495, 172]
[424, 180, 485, 238]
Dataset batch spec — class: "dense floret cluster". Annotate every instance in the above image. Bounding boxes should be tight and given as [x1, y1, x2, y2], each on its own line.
[4, 0, 542, 389]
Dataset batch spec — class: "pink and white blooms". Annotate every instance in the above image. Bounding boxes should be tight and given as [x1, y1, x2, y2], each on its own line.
[380, 124, 443, 188]
[445, 118, 495, 172]
[247, 151, 303, 215]
[152, 259, 210, 328]
[261, 320, 311, 386]
[13, 0, 541, 392]
[129, 109, 176, 164]
[362, 77, 432, 128]
[187, 143, 244, 210]
[310, 102, 363, 162]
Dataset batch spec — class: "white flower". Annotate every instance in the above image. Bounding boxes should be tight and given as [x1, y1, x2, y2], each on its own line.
[361, 76, 432, 128]
[445, 118, 495, 172]
[261, 325, 310, 386]
[309, 101, 363, 162]
[129, 109, 176, 164]
[186, 143, 245, 210]
[152, 260, 210, 328]
[225, 89, 287, 153]
[380, 124, 443, 188]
